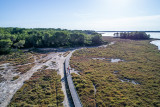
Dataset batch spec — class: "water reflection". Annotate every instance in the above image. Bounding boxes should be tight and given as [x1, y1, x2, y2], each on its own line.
[92, 58, 124, 63]
[120, 78, 139, 85]
[150, 40, 160, 50]
[97, 31, 160, 50]
[113, 71, 139, 85]
[111, 59, 123, 63]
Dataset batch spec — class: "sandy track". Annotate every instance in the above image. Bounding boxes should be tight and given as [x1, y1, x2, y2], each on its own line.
[0, 52, 63, 107]
[0, 43, 114, 107]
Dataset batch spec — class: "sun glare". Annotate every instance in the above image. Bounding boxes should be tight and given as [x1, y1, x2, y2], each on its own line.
[108, 0, 132, 7]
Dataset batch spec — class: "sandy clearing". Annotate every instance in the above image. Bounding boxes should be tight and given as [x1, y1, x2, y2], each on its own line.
[0, 52, 60, 107]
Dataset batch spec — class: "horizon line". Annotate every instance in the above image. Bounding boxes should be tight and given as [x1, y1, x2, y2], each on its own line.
[96, 31, 160, 32]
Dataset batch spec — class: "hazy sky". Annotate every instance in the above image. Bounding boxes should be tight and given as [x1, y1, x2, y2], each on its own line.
[0, 0, 160, 30]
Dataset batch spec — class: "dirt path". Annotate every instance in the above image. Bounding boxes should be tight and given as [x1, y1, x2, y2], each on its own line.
[0, 42, 115, 107]
[0, 52, 62, 107]
[56, 54, 70, 107]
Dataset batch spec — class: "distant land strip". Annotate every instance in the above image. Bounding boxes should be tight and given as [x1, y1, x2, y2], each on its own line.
[97, 31, 160, 32]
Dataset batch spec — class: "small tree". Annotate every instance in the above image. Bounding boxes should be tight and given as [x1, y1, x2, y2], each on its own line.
[91, 34, 102, 45]
[70, 33, 85, 46]
[14, 40, 25, 49]
[0, 39, 13, 54]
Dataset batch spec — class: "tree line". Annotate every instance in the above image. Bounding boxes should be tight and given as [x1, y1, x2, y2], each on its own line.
[114, 32, 150, 40]
[0, 27, 103, 54]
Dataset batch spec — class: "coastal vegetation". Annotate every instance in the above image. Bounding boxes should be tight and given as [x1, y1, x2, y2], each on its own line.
[70, 37, 160, 106]
[0, 27, 102, 54]
[115, 32, 150, 40]
[9, 69, 64, 107]
[71, 73, 96, 106]
[0, 50, 37, 77]
[0, 41, 65, 106]
[0, 50, 34, 65]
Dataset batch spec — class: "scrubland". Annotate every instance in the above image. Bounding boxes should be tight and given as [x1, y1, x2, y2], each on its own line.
[8, 69, 64, 107]
[70, 37, 160, 106]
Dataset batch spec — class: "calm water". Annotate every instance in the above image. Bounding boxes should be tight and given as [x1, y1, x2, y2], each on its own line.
[97, 32, 160, 50]
[150, 40, 160, 50]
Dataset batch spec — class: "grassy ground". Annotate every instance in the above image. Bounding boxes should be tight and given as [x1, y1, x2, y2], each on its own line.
[0, 51, 36, 75]
[0, 50, 48, 75]
[8, 69, 64, 107]
[0, 50, 65, 106]
[0, 51, 34, 65]
[70, 37, 160, 107]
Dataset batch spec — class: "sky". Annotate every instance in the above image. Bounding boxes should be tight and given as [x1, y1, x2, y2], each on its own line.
[0, 0, 160, 31]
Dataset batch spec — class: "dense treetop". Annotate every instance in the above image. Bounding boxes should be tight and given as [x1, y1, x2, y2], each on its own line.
[115, 32, 150, 40]
[0, 27, 102, 54]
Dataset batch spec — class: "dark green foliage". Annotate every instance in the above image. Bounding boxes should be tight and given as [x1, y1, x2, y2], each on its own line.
[118, 32, 150, 40]
[91, 33, 103, 45]
[9, 69, 64, 107]
[0, 27, 103, 52]
[70, 33, 85, 46]
[54, 32, 69, 46]
[0, 39, 13, 54]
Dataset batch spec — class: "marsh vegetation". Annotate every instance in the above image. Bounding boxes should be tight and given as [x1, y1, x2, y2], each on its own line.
[70, 37, 160, 106]
[8, 69, 64, 107]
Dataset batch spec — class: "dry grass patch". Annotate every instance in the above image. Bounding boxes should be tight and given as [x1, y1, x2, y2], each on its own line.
[16, 63, 35, 74]
[9, 69, 64, 107]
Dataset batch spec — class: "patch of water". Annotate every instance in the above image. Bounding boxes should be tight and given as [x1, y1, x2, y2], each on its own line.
[120, 78, 139, 85]
[93, 84, 96, 95]
[92, 58, 105, 60]
[109, 42, 115, 45]
[113, 71, 139, 85]
[150, 40, 160, 50]
[113, 71, 119, 74]
[92, 58, 124, 63]
[111, 58, 123, 63]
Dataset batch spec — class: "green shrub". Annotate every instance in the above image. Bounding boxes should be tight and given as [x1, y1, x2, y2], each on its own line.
[9, 69, 64, 106]
[70, 37, 160, 106]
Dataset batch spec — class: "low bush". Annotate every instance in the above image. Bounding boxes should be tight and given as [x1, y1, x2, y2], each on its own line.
[9, 69, 64, 106]
[70, 37, 160, 106]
